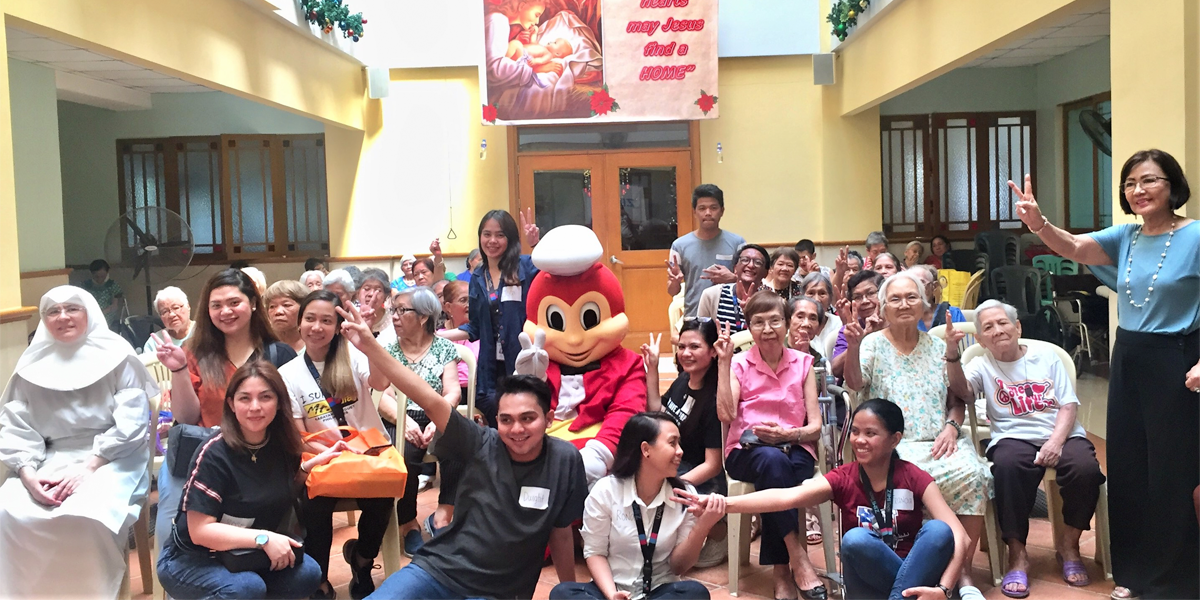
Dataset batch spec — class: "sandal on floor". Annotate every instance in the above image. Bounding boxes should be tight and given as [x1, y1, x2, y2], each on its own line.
[1000, 570, 1030, 598]
[1057, 552, 1091, 587]
[1111, 586, 1138, 600]
[805, 512, 822, 545]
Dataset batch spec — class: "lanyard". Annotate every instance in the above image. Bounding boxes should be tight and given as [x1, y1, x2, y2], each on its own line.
[304, 354, 349, 429]
[857, 459, 897, 550]
[630, 502, 665, 597]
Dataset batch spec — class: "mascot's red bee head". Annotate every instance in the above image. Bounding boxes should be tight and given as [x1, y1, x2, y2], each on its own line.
[524, 225, 629, 367]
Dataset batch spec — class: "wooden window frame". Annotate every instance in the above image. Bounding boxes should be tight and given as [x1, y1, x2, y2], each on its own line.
[116, 134, 329, 265]
[880, 111, 1037, 243]
[1061, 91, 1112, 234]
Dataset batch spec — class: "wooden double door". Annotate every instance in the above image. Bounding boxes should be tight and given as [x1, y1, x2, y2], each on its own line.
[517, 150, 693, 352]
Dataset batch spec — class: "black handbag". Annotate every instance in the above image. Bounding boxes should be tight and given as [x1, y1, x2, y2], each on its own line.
[167, 424, 219, 478]
[215, 539, 305, 573]
[739, 428, 793, 454]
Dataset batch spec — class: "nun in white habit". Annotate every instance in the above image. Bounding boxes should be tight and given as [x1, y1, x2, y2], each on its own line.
[0, 285, 157, 598]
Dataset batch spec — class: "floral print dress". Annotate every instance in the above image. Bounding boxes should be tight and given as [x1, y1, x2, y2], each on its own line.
[858, 330, 992, 515]
[386, 336, 459, 428]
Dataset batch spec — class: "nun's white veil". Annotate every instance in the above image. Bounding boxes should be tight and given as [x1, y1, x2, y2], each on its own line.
[3, 286, 150, 397]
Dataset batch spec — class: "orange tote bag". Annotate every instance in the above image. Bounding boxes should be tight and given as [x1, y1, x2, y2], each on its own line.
[302, 428, 408, 499]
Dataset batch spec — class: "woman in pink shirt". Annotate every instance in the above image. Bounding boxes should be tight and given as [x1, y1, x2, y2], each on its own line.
[716, 291, 825, 600]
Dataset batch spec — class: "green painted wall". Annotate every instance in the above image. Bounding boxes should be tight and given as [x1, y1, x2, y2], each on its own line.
[878, 39, 1111, 225]
[8, 59, 65, 271]
[58, 91, 324, 265]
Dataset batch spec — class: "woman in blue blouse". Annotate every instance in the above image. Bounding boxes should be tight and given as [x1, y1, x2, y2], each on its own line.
[1010, 148, 1199, 600]
[459, 209, 540, 427]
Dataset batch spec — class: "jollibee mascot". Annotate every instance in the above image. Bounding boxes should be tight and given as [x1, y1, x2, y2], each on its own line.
[515, 225, 647, 486]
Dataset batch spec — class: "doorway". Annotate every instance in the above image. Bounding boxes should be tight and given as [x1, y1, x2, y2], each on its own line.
[513, 136, 697, 352]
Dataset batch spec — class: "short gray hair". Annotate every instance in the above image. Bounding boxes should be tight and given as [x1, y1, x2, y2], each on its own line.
[395, 286, 441, 335]
[154, 286, 189, 312]
[877, 270, 930, 320]
[800, 271, 834, 299]
[973, 299, 1020, 333]
[323, 269, 356, 292]
[865, 231, 888, 247]
[300, 270, 324, 285]
[360, 268, 392, 291]
[789, 296, 826, 328]
[909, 264, 939, 283]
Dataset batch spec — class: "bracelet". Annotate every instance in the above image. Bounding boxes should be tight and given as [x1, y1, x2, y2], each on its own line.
[944, 354, 961, 363]
[170, 365, 187, 373]
[1030, 215, 1050, 234]
[945, 419, 962, 437]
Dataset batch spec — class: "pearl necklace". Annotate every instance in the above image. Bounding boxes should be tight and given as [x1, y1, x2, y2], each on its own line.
[1124, 218, 1178, 308]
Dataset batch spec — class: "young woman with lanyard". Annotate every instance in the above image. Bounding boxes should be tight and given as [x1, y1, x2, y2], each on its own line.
[549, 412, 724, 600]
[152, 269, 298, 553]
[278, 290, 393, 600]
[454, 209, 540, 426]
[677, 399, 973, 600]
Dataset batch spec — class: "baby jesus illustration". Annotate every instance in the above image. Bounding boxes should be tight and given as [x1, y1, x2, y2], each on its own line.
[506, 37, 575, 68]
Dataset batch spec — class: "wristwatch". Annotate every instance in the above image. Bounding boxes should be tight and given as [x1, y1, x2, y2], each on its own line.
[936, 584, 953, 598]
[255, 533, 269, 548]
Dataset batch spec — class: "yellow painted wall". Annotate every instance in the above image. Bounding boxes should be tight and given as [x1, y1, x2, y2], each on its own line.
[835, 0, 1100, 115]
[0, 24, 20, 310]
[4, 0, 365, 130]
[327, 67, 510, 258]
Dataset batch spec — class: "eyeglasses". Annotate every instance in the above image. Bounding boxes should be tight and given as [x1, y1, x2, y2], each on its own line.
[737, 257, 766, 268]
[158, 304, 187, 317]
[390, 307, 417, 317]
[885, 294, 923, 307]
[1122, 176, 1169, 192]
[683, 316, 713, 323]
[851, 289, 879, 303]
[749, 318, 785, 331]
[45, 305, 84, 318]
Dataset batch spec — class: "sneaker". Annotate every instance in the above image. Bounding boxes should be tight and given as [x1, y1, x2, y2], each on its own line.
[417, 474, 433, 492]
[693, 536, 728, 568]
[343, 539, 377, 600]
[403, 528, 425, 557]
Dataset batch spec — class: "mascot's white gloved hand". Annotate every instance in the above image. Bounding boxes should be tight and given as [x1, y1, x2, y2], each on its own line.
[580, 439, 614, 488]
[514, 330, 549, 380]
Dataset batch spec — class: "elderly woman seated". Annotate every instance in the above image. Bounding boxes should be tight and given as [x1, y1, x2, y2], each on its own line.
[717, 292, 826, 600]
[301, 270, 325, 291]
[264, 279, 307, 353]
[908, 265, 965, 332]
[799, 272, 843, 353]
[871, 251, 902, 279]
[697, 243, 769, 333]
[323, 269, 357, 308]
[0, 286, 158, 598]
[843, 270, 992, 595]
[948, 300, 1105, 597]
[145, 285, 194, 354]
[357, 268, 396, 347]
[763, 247, 805, 301]
[831, 270, 885, 380]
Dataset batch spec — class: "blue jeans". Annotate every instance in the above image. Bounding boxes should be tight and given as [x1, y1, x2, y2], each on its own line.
[155, 461, 186, 553]
[157, 535, 322, 599]
[366, 563, 489, 600]
[550, 580, 710, 599]
[841, 520, 954, 600]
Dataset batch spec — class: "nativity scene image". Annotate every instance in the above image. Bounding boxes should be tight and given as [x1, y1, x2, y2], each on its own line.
[484, 0, 604, 122]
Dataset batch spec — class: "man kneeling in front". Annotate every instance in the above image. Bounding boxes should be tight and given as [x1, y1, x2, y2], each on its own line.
[336, 303, 587, 600]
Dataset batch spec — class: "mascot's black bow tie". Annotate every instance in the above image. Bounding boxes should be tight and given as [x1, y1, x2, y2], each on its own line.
[559, 361, 602, 376]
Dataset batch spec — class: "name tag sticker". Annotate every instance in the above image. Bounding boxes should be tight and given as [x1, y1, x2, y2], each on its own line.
[894, 489, 915, 511]
[519, 486, 551, 510]
[501, 286, 523, 302]
[714, 254, 733, 261]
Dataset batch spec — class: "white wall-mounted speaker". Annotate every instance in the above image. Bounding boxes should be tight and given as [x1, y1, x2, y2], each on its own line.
[367, 67, 390, 99]
[813, 53, 836, 86]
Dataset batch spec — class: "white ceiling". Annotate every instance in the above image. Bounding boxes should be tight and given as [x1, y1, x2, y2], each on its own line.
[964, 6, 1109, 68]
[6, 27, 212, 93]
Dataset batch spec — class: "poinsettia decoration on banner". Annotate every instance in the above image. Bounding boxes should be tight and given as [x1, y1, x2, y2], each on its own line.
[695, 90, 717, 115]
[589, 86, 619, 117]
[482, 104, 498, 124]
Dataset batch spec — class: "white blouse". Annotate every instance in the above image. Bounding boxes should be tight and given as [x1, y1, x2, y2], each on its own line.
[581, 476, 698, 599]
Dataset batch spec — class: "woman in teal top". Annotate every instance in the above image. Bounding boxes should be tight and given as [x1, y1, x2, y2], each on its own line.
[1008, 148, 1199, 600]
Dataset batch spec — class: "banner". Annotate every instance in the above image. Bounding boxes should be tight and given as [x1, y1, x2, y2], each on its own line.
[480, 0, 718, 125]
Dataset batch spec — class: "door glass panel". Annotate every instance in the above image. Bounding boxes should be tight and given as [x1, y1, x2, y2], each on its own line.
[533, 170, 592, 231]
[619, 167, 678, 250]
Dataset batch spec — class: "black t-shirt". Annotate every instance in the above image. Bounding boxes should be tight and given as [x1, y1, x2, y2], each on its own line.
[173, 433, 299, 552]
[661, 373, 722, 467]
[413, 411, 587, 599]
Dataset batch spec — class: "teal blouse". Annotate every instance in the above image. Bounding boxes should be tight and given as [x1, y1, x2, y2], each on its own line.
[1087, 220, 1200, 334]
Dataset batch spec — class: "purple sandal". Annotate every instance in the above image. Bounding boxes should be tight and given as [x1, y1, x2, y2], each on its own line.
[1060, 558, 1091, 587]
[1000, 570, 1031, 598]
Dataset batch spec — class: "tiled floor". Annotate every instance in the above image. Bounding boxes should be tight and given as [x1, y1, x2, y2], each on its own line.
[127, 371, 1117, 600]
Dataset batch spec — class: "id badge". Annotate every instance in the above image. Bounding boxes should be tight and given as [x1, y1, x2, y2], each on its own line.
[501, 285, 522, 302]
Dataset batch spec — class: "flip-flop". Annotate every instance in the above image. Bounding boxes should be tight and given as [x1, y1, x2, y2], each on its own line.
[1060, 558, 1091, 587]
[1000, 569, 1030, 598]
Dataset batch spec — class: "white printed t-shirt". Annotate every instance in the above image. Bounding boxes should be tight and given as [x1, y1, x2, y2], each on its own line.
[279, 346, 390, 443]
[962, 343, 1086, 451]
